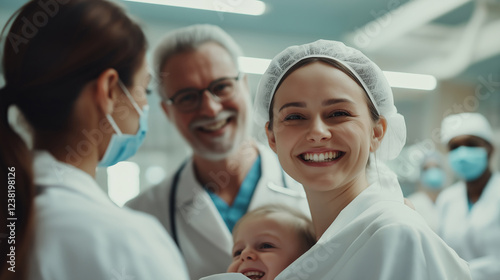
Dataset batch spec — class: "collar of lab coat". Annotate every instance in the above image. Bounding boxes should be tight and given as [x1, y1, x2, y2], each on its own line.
[318, 181, 404, 244]
[33, 150, 115, 207]
[477, 172, 500, 203]
[248, 142, 306, 208]
[451, 172, 500, 217]
[174, 154, 234, 255]
[173, 142, 296, 254]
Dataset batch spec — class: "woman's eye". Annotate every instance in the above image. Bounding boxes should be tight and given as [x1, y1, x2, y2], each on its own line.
[284, 114, 304, 121]
[330, 111, 350, 117]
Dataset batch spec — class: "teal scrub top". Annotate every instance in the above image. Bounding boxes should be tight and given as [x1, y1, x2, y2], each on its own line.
[206, 155, 261, 232]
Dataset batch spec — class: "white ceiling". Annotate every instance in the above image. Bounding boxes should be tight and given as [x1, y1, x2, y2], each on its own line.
[2, 0, 499, 82]
[1, 0, 499, 165]
[124, 0, 500, 83]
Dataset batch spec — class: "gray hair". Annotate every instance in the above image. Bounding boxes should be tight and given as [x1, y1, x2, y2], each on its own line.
[153, 24, 243, 97]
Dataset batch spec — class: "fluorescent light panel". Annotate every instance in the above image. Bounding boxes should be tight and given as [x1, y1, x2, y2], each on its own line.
[124, 0, 266, 16]
[239, 56, 437, 91]
[383, 71, 437, 90]
[238, 56, 271, 74]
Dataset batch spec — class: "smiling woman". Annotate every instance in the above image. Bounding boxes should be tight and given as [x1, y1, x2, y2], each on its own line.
[252, 39, 472, 280]
[269, 61, 381, 193]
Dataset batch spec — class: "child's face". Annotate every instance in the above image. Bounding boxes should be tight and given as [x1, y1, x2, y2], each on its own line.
[266, 62, 382, 191]
[227, 213, 305, 280]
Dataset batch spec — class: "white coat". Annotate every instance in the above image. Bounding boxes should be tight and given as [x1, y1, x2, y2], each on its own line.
[126, 143, 309, 280]
[274, 182, 471, 280]
[407, 191, 439, 232]
[436, 172, 500, 280]
[29, 151, 189, 280]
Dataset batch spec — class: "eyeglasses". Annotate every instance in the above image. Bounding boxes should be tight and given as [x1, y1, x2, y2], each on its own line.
[165, 73, 242, 112]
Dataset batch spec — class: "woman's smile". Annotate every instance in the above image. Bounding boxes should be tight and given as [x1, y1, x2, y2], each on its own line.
[298, 149, 346, 167]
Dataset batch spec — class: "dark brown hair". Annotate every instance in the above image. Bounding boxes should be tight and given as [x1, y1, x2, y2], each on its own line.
[267, 57, 379, 130]
[0, 1, 146, 278]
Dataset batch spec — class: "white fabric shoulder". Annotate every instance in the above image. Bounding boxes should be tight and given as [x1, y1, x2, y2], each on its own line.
[339, 223, 471, 280]
[32, 198, 188, 280]
[435, 182, 464, 208]
[276, 183, 470, 280]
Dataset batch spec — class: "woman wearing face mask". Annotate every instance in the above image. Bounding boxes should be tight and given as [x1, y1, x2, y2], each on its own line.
[437, 112, 500, 280]
[0, 1, 189, 279]
[407, 151, 447, 232]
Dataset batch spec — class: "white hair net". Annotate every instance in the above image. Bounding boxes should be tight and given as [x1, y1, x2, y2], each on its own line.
[254, 39, 406, 161]
[441, 112, 493, 145]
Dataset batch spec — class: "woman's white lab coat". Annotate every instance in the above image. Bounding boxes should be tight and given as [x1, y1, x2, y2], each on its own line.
[29, 151, 189, 280]
[126, 144, 309, 280]
[436, 173, 500, 280]
[407, 191, 439, 232]
[275, 182, 471, 280]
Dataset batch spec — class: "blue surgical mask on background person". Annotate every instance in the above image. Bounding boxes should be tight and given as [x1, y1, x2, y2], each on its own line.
[448, 146, 488, 181]
[98, 81, 149, 167]
[421, 167, 445, 190]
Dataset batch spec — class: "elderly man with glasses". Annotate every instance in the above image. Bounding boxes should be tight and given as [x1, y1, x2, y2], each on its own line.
[125, 24, 309, 280]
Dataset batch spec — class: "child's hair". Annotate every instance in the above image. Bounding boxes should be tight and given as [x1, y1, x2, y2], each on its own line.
[233, 204, 316, 253]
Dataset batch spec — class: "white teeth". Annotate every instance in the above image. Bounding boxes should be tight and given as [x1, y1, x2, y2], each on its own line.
[302, 152, 342, 162]
[201, 119, 226, 131]
[243, 271, 265, 277]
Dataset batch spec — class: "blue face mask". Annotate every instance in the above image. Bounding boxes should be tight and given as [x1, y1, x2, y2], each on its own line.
[421, 167, 445, 190]
[448, 146, 488, 181]
[98, 81, 149, 167]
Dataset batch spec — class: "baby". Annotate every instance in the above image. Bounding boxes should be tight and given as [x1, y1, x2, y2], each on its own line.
[226, 204, 315, 280]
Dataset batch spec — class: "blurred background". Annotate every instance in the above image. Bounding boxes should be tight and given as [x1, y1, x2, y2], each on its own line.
[1, 0, 499, 206]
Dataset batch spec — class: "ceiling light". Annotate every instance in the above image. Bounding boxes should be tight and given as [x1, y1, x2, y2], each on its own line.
[383, 71, 437, 90]
[238, 56, 437, 91]
[238, 56, 271, 74]
[124, 0, 266, 16]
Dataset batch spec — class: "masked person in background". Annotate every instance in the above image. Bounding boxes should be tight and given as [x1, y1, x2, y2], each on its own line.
[437, 112, 500, 280]
[0, 1, 189, 279]
[407, 151, 447, 232]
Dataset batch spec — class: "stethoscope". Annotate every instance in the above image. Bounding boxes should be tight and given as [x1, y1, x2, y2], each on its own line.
[168, 160, 296, 251]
